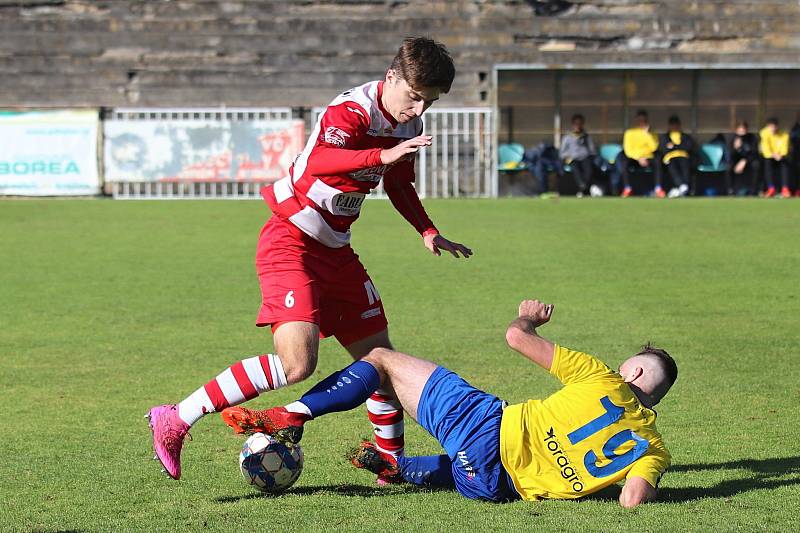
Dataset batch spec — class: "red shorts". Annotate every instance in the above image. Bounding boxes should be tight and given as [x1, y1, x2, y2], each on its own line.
[255, 216, 388, 347]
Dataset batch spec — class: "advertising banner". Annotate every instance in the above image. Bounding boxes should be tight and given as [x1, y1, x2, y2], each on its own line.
[104, 118, 305, 183]
[0, 110, 100, 196]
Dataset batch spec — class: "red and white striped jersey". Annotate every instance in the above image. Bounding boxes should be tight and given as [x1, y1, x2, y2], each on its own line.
[261, 80, 437, 248]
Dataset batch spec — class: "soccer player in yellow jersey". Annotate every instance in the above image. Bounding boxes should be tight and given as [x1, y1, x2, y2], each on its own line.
[222, 298, 676, 507]
[759, 117, 792, 198]
[619, 110, 661, 197]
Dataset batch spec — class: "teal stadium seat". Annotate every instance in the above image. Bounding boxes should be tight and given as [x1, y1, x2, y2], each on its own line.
[599, 143, 623, 166]
[498, 143, 528, 171]
[697, 143, 726, 173]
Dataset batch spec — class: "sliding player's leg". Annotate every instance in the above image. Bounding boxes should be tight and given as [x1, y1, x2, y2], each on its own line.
[351, 349, 457, 488]
[364, 348, 519, 502]
[348, 349, 514, 497]
[349, 441, 455, 489]
[344, 329, 406, 460]
[147, 321, 320, 479]
[327, 251, 406, 460]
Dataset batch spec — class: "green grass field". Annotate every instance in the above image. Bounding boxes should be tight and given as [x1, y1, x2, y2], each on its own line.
[1, 198, 799, 532]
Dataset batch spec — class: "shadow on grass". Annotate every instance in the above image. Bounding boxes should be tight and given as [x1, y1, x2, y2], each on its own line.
[216, 457, 800, 504]
[660, 455, 800, 502]
[214, 482, 449, 503]
[585, 456, 800, 504]
[670, 455, 800, 474]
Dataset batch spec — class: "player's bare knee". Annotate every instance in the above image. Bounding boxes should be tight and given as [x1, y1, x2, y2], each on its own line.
[365, 346, 394, 363]
[279, 352, 318, 383]
[363, 347, 394, 374]
[285, 359, 317, 383]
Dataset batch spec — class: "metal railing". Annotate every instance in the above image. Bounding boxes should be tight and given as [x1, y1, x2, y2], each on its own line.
[105, 107, 294, 199]
[106, 107, 292, 122]
[107, 107, 496, 199]
[109, 180, 266, 200]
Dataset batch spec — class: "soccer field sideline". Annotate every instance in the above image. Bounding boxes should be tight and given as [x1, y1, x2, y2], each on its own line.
[1, 198, 798, 532]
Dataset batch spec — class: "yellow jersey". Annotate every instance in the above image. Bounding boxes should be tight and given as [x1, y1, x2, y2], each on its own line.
[500, 345, 671, 501]
[759, 127, 790, 158]
[622, 128, 659, 160]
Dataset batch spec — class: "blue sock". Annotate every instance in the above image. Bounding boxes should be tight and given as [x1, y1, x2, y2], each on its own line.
[397, 455, 455, 488]
[298, 361, 380, 418]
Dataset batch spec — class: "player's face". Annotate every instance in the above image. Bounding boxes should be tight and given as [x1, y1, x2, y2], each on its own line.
[384, 71, 440, 123]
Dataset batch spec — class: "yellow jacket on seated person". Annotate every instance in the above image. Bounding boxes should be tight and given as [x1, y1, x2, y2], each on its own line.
[623, 128, 659, 160]
[759, 126, 789, 158]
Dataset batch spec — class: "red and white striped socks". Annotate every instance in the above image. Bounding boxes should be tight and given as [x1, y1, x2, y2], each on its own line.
[177, 354, 288, 427]
[366, 389, 404, 458]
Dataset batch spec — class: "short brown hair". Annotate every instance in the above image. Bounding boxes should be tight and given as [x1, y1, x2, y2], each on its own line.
[637, 343, 678, 386]
[390, 37, 455, 93]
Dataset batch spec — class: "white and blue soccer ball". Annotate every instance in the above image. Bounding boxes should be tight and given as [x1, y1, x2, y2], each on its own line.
[239, 432, 304, 494]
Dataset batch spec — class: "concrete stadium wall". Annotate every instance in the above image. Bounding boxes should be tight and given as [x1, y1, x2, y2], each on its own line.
[1, 0, 800, 108]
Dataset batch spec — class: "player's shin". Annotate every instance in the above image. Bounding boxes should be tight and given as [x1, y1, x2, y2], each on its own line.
[291, 360, 381, 418]
[396, 455, 455, 488]
[367, 390, 405, 458]
[177, 354, 288, 426]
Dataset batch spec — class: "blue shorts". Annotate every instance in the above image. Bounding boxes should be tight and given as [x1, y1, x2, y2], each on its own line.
[417, 366, 519, 502]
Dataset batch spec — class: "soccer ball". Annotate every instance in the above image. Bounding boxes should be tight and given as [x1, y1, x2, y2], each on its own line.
[239, 432, 304, 494]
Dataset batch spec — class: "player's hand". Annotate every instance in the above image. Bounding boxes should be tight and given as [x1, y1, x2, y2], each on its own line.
[518, 299, 554, 328]
[380, 136, 432, 165]
[424, 233, 473, 258]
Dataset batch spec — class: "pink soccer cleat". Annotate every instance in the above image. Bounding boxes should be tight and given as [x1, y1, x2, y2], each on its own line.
[146, 404, 190, 480]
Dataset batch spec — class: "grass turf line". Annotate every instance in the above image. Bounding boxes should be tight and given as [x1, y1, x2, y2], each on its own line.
[0, 198, 798, 532]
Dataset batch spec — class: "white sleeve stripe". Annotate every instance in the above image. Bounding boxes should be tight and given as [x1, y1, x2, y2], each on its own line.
[306, 178, 343, 211]
[272, 176, 294, 203]
[289, 206, 351, 248]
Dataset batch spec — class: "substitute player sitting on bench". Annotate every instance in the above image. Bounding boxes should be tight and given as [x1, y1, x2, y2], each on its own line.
[222, 298, 676, 507]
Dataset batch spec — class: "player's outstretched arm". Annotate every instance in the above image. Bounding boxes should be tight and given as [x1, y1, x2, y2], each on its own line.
[619, 476, 657, 508]
[505, 299, 556, 370]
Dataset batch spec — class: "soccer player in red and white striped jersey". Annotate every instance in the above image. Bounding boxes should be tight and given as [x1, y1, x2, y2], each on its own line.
[147, 37, 472, 480]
